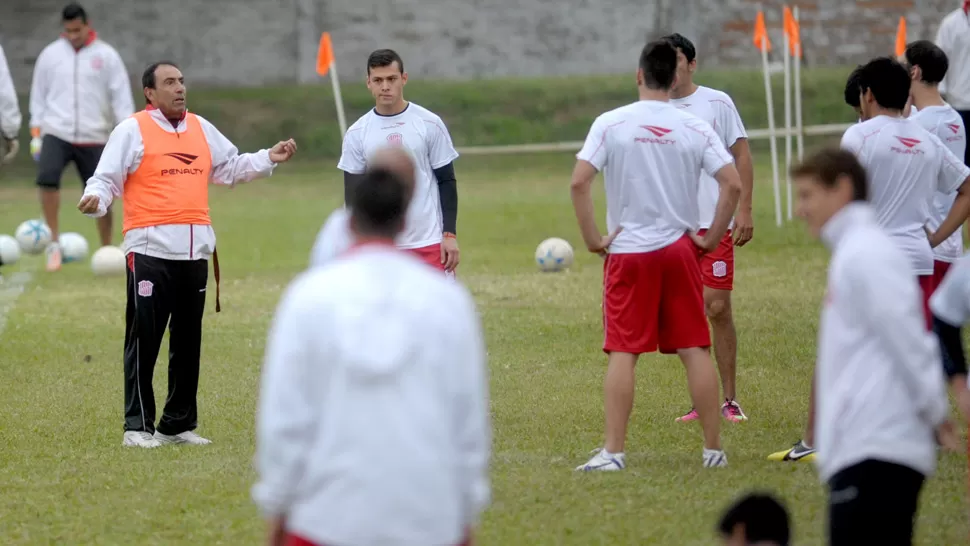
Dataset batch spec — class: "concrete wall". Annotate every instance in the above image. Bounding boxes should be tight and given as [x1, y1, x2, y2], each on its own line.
[0, 0, 958, 91]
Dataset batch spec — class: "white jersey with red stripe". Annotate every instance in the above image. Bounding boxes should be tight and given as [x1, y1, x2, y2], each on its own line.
[840, 115, 970, 275]
[337, 102, 459, 250]
[909, 104, 968, 263]
[576, 99, 734, 254]
[668, 86, 748, 229]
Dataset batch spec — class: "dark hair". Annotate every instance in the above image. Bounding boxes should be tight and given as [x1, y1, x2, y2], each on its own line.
[844, 66, 863, 108]
[62, 3, 87, 23]
[857, 56, 911, 111]
[367, 49, 404, 75]
[639, 40, 678, 91]
[717, 493, 791, 546]
[350, 167, 410, 237]
[791, 147, 868, 201]
[905, 40, 949, 84]
[141, 61, 180, 103]
[661, 33, 697, 63]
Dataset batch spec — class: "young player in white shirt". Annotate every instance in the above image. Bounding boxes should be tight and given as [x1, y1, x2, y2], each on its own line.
[790, 148, 957, 546]
[663, 33, 755, 424]
[337, 49, 461, 274]
[904, 40, 968, 289]
[768, 57, 970, 464]
[841, 57, 970, 325]
[571, 40, 742, 471]
[935, 1, 970, 163]
[254, 166, 489, 546]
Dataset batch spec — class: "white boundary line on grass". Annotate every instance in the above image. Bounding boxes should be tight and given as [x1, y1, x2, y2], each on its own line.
[0, 271, 34, 338]
[455, 122, 853, 156]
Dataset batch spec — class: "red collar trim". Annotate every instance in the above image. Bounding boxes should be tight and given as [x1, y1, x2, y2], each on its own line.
[62, 30, 97, 50]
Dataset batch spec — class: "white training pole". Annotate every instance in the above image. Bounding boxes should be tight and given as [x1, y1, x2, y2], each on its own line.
[761, 43, 782, 227]
[330, 61, 348, 137]
[794, 6, 804, 162]
[783, 26, 793, 222]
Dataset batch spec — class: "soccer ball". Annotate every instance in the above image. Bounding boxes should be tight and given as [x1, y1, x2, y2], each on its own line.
[535, 237, 574, 272]
[91, 245, 126, 277]
[0, 234, 21, 266]
[59, 232, 89, 263]
[15, 219, 52, 255]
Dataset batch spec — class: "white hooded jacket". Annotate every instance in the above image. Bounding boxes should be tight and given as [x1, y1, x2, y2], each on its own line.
[29, 33, 133, 145]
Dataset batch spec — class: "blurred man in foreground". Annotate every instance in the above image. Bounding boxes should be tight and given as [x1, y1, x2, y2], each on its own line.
[791, 147, 956, 546]
[717, 492, 791, 546]
[254, 166, 490, 546]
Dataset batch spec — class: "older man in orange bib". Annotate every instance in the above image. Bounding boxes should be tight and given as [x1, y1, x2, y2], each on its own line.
[78, 61, 297, 448]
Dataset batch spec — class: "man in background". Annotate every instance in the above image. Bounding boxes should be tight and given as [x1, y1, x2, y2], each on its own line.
[905, 40, 968, 290]
[572, 40, 741, 472]
[254, 166, 489, 546]
[791, 148, 956, 546]
[935, 1, 970, 165]
[30, 3, 133, 271]
[337, 49, 461, 276]
[664, 33, 755, 424]
[0, 41, 21, 166]
[717, 492, 791, 546]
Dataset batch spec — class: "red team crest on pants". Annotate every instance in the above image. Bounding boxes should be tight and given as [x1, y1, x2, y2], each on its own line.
[137, 280, 154, 297]
[386, 133, 403, 146]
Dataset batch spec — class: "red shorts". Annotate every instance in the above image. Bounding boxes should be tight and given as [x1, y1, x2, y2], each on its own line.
[407, 243, 445, 271]
[696, 229, 734, 291]
[932, 260, 952, 293]
[918, 274, 934, 331]
[602, 235, 711, 355]
[284, 532, 471, 546]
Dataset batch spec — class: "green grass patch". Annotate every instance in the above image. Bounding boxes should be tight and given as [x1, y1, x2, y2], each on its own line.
[0, 152, 967, 545]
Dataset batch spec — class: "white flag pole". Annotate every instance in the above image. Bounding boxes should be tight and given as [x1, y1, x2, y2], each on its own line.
[330, 61, 348, 138]
[760, 37, 782, 227]
[783, 18, 793, 222]
[794, 6, 804, 162]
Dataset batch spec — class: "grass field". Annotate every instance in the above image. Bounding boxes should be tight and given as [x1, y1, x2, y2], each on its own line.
[0, 151, 967, 545]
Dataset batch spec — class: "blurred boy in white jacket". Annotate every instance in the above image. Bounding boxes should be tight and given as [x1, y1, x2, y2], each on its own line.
[791, 147, 957, 546]
[29, 3, 133, 271]
[254, 155, 490, 546]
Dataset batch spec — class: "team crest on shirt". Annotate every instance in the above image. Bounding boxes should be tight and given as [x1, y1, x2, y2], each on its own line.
[137, 280, 154, 297]
[90, 56, 103, 71]
[386, 132, 403, 146]
[712, 261, 727, 278]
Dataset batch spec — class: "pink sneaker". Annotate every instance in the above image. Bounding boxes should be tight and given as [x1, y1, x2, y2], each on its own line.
[676, 408, 699, 422]
[722, 400, 748, 422]
[46, 242, 62, 272]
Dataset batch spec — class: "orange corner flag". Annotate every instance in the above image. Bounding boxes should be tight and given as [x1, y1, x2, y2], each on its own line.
[783, 6, 801, 58]
[895, 17, 907, 58]
[753, 11, 771, 52]
[316, 32, 335, 77]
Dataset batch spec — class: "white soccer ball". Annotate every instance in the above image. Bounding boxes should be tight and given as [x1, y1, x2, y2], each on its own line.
[15, 219, 52, 255]
[59, 232, 89, 263]
[91, 245, 126, 277]
[0, 234, 21, 266]
[535, 237, 574, 272]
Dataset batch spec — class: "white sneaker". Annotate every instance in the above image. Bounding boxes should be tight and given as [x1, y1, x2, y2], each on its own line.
[703, 448, 728, 468]
[575, 447, 626, 472]
[123, 431, 162, 448]
[153, 430, 212, 445]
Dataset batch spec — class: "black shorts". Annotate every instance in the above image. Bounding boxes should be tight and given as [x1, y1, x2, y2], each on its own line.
[36, 135, 104, 190]
[828, 459, 925, 546]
